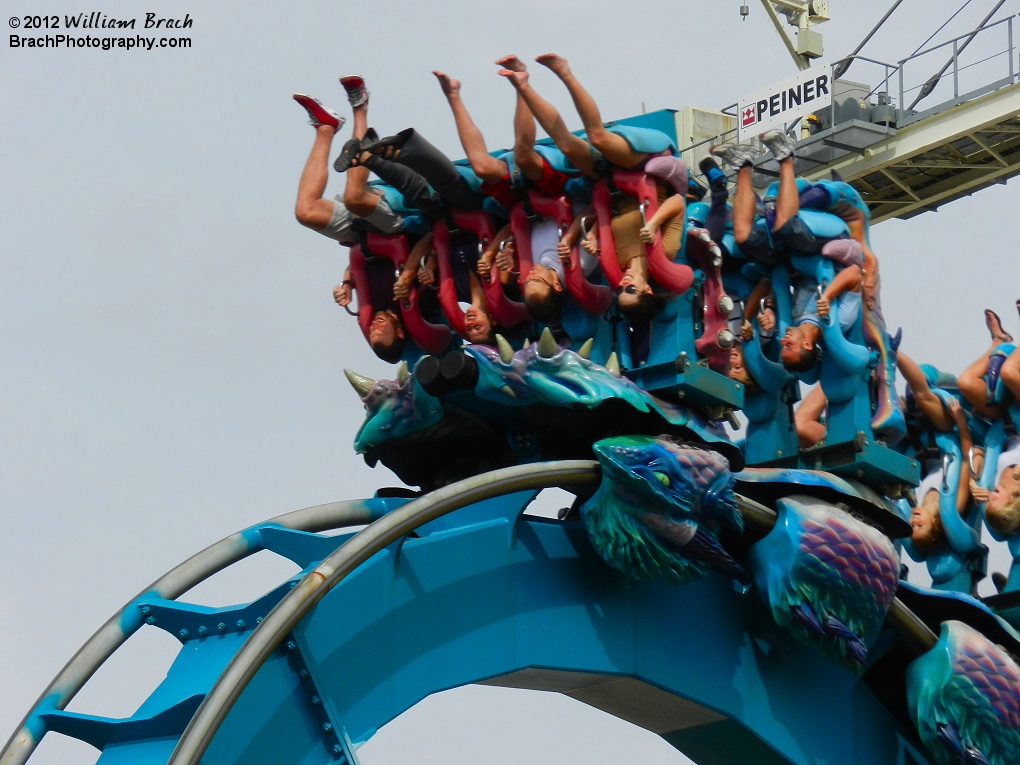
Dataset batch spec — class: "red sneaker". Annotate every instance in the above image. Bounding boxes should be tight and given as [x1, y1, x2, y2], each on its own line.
[292, 93, 345, 131]
[339, 75, 369, 108]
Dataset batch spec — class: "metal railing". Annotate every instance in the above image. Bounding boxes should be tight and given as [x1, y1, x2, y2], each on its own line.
[680, 14, 1018, 158]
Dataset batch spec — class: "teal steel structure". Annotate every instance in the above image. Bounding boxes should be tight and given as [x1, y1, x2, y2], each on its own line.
[4, 462, 942, 765]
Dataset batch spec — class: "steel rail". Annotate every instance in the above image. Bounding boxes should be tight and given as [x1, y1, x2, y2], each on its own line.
[5, 460, 938, 765]
[168, 462, 937, 765]
[167, 460, 602, 764]
[1, 498, 390, 765]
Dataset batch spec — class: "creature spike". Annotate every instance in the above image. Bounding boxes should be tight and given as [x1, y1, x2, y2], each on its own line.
[495, 334, 515, 364]
[500, 385, 517, 399]
[934, 723, 992, 765]
[843, 638, 868, 667]
[522, 338, 531, 350]
[537, 327, 559, 358]
[790, 604, 826, 637]
[822, 615, 858, 642]
[344, 369, 377, 398]
[936, 723, 966, 759]
[577, 338, 593, 359]
[605, 352, 621, 377]
[634, 510, 743, 577]
[396, 362, 410, 386]
[696, 229, 711, 242]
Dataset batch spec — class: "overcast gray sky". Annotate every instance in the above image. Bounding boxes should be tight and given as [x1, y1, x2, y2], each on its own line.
[3, 1, 1019, 763]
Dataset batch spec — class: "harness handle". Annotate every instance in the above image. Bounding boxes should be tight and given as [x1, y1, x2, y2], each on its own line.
[941, 452, 955, 493]
[479, 237, 492, 283]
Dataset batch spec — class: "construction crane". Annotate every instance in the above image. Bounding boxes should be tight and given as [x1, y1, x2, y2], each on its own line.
[678, 2, 1020, 222]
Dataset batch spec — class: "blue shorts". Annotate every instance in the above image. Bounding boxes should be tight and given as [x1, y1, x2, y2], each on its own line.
[739, 220, 782, 265]
[773, 215, 839, 255]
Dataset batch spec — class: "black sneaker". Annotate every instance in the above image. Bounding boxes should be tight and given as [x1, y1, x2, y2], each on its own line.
[699, 156, 727, 191]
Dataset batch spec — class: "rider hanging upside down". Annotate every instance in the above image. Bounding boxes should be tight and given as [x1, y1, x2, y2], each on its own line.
[960, 306, 1020, 538]
[417, 232, 503, 346]
[293, 78, 440, 363]
[433, 59, 572, 207]
[499, 54, 687, 322]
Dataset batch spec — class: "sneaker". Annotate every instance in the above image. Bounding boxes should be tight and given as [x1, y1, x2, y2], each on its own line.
[339, 74, 369, 108]
[293, 93, 344, 131]
[710, 142, 758, 170]
[760, 128, 795, 161]
[333, 137, 361, 173]
[698, 156, 727, 190]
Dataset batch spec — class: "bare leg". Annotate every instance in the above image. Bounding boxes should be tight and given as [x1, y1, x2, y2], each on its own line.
[295, 125, 339, 230]
[795, 384, 828, 448]
[499, 65, 597, 178]
[343, 99, 380, 217]
[771, 156, 799, 231]
[731, 166, 756, 244]
[897, 350, 953, 431]
[535, 53, 645, 169]
[958, 342, 1002, 419]
[496, 56, 544, 184]
[434, 71, 507, 183]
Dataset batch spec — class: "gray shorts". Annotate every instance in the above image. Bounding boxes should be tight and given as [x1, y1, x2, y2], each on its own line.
[319, 191, 404, 245]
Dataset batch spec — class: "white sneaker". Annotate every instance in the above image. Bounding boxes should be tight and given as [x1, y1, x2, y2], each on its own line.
[709, 143, 758, 170]
[760, 129, 795, 161]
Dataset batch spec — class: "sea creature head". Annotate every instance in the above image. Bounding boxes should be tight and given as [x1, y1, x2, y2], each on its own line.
[460, 329, 734, 458]
[592, 435, 739, 529]
[581, 434, 742, 584]
[346, 364, 442, 453]
[465, 328, 633, 407]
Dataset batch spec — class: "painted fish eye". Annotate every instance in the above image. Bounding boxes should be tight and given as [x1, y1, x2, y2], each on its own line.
[653, 471, 670, 487]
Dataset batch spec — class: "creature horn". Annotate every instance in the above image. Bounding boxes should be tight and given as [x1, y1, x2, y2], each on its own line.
[396, 362, 410, 385]
[605, 352, 621, 377]
[344, 369, 376, 398]
[577, 338, 593, 360]
[522, 338, 531, 350]
[537, 327, 559, 358]
[495, 334, 515, 364]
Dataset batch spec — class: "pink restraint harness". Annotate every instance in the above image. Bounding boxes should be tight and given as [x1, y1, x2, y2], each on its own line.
[433, 209, 529, 338]
[510, 191, 613, 317]
[348, 235, 452, 355]
[592, 169, 732, 373]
